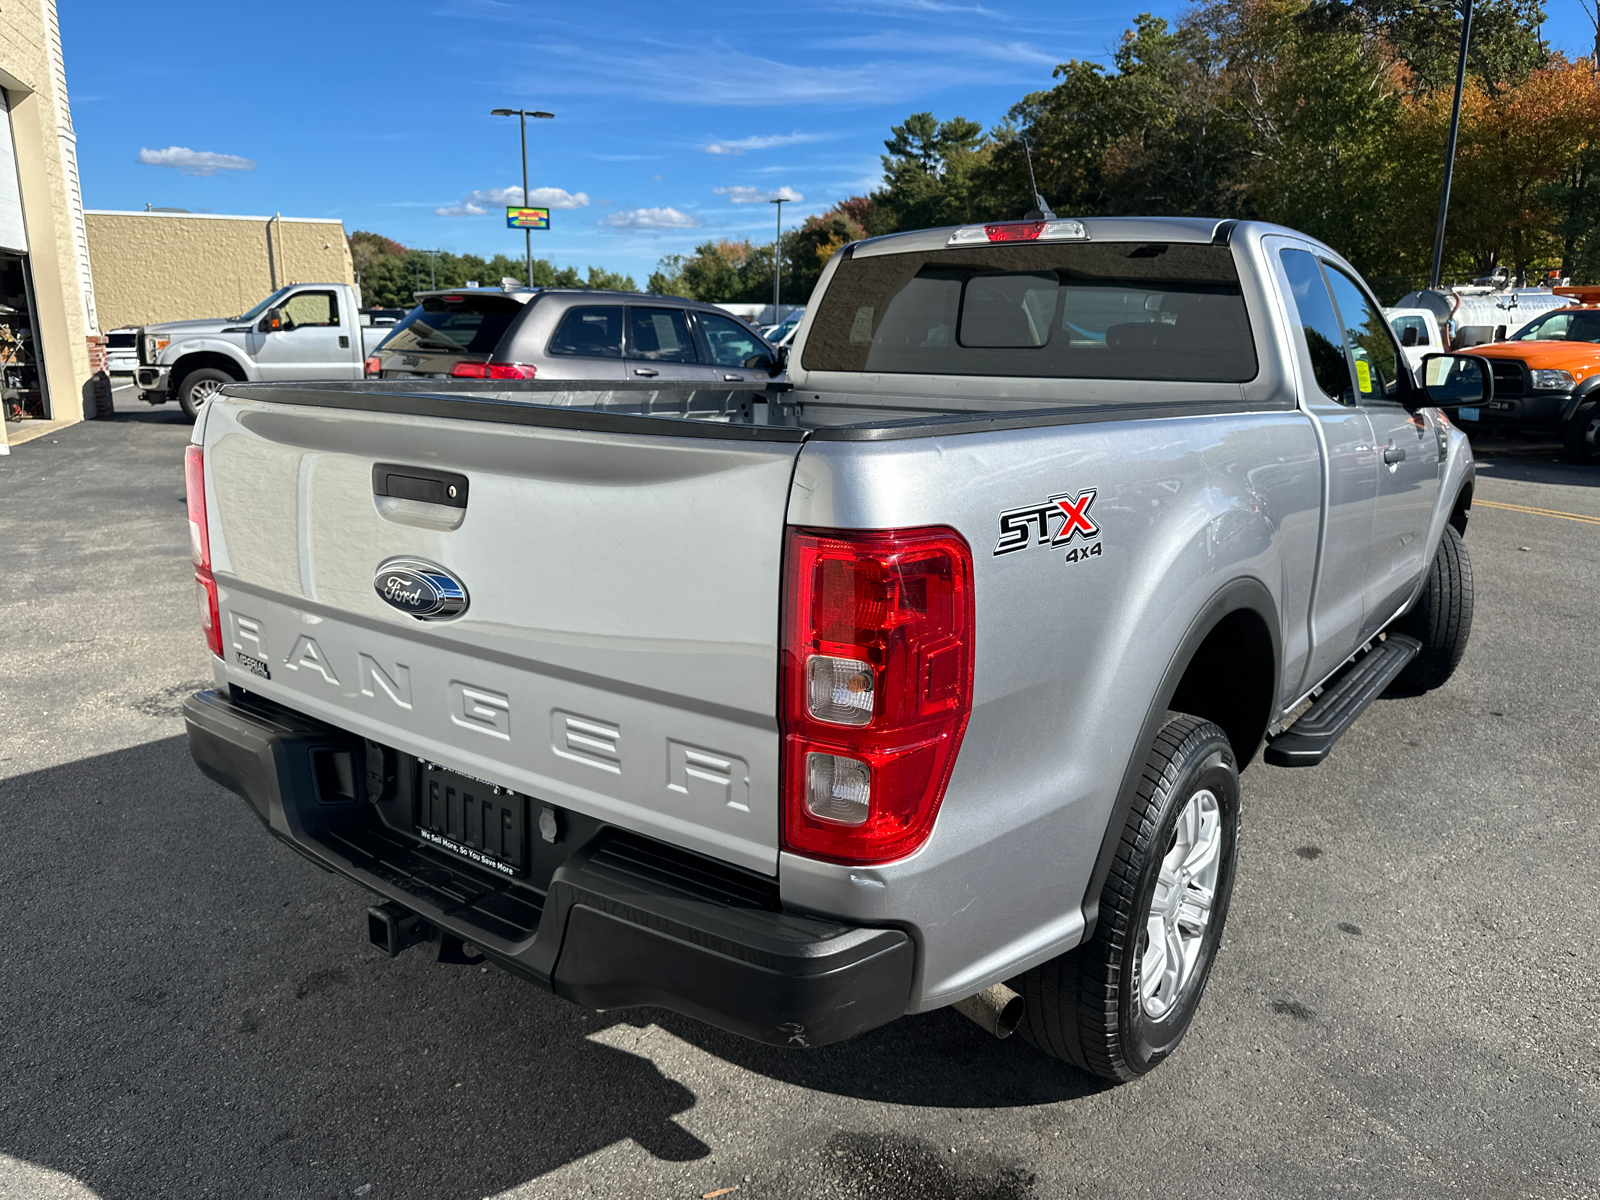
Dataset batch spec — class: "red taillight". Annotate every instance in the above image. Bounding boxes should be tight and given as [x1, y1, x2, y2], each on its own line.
[984, 220, 1046, 242]
[364, 355, 381, 377]
[185, 445, 222, 659]
[780, 526, 975, 865]
[451, 361, 537, 379]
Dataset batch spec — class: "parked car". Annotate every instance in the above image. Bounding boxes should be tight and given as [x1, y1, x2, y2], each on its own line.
[132, 283, 388, 419]
[366, 288, 783, 385]
[183, 216, 1483, 1082]
[104, 328, 138, 375]
[1448, 286, 1600, 461]
[762, 308, 805, 343]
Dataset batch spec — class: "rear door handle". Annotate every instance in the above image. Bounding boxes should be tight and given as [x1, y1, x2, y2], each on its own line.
[1384, 447, 1406, 464]
[633, 367, 659, 378]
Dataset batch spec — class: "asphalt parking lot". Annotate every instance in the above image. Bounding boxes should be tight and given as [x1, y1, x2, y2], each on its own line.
[1, 389, 1597, 1200]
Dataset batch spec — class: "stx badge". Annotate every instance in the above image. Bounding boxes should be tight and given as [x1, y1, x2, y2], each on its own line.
[994, 488, 1102, 557]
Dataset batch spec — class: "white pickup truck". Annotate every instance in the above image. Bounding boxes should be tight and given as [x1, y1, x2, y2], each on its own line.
[132, 282, 390, 419]
[183, 217, 1488, 1081]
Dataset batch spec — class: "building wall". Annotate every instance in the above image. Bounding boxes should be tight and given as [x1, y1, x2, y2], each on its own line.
[0, 0, 99, 450]
[86, 211, 357, 331]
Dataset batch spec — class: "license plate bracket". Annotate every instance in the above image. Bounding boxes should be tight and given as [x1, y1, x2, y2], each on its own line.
[415, 762, 528, 877]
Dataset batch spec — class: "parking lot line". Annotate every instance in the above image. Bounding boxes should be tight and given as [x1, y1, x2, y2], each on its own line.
[1475, 498, 1600, 526]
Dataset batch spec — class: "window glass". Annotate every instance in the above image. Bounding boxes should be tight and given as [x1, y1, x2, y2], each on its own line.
[282, 291, 338, 329]
[1514, 310, 1600, 342]
[380, 295, 522, 355]
[106, 332, 137, 348]
[1279, 249, 1354, 404]
[1324, 266, 1401, 402]
[548, 305, 624, 358]
[237, 287, 293, 323]
[700, 311, 769, 367]
[802, 242, 1257, 383]
[627, 307, 697, 363]
[959, 272, 1058, 347]
[1389, 314, 1431, 347]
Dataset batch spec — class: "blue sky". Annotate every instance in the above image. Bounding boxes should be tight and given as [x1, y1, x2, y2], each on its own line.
[61, 0, 1599, 286]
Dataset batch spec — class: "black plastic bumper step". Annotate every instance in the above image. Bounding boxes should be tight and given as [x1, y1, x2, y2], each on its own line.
[1265, 634, 1422, 767]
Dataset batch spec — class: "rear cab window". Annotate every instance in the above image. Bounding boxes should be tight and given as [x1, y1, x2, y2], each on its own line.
[802, 241, 1257, 383]
[380, 293, 524, 360]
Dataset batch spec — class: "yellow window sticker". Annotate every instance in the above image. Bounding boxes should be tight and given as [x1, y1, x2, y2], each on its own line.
[1355, 358, 1373, 393]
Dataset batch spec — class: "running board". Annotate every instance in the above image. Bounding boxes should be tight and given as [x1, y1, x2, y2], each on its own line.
[1265, 634, 1422, 767]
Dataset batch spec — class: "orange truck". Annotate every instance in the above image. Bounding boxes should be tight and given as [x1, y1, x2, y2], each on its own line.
[1462, 285, 1600, 463]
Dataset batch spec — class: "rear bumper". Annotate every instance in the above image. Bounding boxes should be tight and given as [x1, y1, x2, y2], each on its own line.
[182, 688, 913, 1048]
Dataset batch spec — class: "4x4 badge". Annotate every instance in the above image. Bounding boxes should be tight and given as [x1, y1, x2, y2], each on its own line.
[373, 557, 470, 620]
[994, 488, 1101, 556]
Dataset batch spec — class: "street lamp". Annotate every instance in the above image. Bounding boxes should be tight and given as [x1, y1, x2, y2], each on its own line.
[1429, 0, 1473, 289]
[491, 107, 555, 288]
[770, 196, 786, 326]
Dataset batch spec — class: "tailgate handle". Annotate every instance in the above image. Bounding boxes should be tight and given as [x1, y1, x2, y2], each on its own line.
[372, 463, 469, 509]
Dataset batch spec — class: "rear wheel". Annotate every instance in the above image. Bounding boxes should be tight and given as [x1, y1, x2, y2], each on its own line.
[1013, 714, 1240, 1082]
[1562, 402, 1600, 465]
[1391, 524, 1473, 693]
[177, 367, 234, 421]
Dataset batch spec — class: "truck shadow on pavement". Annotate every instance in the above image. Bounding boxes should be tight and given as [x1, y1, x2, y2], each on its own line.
[0, 736, 1096, 1200]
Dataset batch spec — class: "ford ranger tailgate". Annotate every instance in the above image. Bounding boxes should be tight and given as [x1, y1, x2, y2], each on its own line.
[198, 393, 799, 873]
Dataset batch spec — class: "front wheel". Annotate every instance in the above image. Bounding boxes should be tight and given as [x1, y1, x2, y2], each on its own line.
[1391, 524, 1473, 693]
[1013, 714, 1240, 1082]
[1562, 401, 1600, 465]
[177, 367, 234, 421]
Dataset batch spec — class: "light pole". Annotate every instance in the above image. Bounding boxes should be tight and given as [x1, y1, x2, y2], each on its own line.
[770, 196, 786, 325]
[492, 107, 555, 288]
[1429, 0, 1473, 289]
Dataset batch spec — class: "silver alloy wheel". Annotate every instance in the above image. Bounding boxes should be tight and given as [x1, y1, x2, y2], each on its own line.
[188, 377, 225, 409]
[1138, 787, 1222, 1020]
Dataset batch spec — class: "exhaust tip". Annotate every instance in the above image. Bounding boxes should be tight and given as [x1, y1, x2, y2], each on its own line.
[951, 983, 1025, 1039]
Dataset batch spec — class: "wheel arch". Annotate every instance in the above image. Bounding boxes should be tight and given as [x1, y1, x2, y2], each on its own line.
[1450, 478, 1473, 536]
[1080, 577, 1280, 941]
[170, 351, 248, 395]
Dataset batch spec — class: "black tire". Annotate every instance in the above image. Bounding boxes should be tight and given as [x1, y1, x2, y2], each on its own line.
[176, 367, 234, 421]
[1013, 714, 1240, 1082]
[1391, 524, 1473, 693]
[1562, 401, 1600, 465]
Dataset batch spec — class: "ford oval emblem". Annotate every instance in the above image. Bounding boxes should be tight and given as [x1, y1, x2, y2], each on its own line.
[373, 557, 469, 621]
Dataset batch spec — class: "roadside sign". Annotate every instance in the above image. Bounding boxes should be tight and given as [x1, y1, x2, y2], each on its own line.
[506, 207, 550, 229]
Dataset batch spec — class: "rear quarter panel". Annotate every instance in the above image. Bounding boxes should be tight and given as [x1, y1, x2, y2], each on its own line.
[780, 411, 1323, 1009]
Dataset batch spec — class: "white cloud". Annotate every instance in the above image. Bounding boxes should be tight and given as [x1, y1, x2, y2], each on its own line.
[705, 132, 827, 156]
[137, 146, 255, 176]
[527, 43, 1019, 106]
[603, 207, 703, 230]
[435, 186, 591, 217]
[714, 186, 804, 204]
[823, 32, 1060, 64]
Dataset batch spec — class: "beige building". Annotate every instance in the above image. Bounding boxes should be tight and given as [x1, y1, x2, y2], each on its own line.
[86, 210, 356, 331]
[1, 0, 104, 453]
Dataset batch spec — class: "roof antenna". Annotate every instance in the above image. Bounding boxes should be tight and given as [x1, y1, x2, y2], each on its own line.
[1021, 140, 1056, 220]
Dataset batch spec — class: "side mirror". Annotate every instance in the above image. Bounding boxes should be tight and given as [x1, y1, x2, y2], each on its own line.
[746, 352, 779, 375]
[258, 307, 285, 333]
[1401, 326, 1418, 347]
[1493, 324, 1507, 342]
[1418, 352, 1493, 409]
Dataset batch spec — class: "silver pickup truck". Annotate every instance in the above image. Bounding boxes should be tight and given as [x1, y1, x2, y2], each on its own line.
[182, 217, 1488, 1082]
[132, 282, 388, 419]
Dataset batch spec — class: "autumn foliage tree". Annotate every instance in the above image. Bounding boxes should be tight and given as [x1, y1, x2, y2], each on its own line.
[861, 0, 1600, 291]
